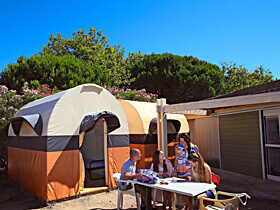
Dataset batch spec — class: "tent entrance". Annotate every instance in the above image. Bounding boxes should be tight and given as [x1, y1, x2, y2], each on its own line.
[80, 118, 108, 188]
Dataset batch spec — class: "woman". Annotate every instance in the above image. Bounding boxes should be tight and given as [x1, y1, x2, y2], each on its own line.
[172, 133, 199, 178]
[183, 153, 216, 210]
[150, 149, 173, 209]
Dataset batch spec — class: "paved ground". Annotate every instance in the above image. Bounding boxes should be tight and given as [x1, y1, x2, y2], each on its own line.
[211, 168, 280, 210]
[1, 168, 280, 209]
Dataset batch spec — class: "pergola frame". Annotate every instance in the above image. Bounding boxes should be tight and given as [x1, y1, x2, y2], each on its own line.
[156, 91, 280, 158]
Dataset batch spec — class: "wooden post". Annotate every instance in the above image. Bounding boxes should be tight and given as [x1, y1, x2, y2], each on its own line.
[156, 99, 162, 150]
[157, 98, 168, 158]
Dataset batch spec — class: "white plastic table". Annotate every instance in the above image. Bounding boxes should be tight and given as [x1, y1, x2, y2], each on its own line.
[128, 179, 216, 210]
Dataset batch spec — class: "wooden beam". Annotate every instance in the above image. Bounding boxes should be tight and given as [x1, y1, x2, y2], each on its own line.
[164, 91, 280, 114]
[214, 102, 280, 114]
[184, 114, 211, 120]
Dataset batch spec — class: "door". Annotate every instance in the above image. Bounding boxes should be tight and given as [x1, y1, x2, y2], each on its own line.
[80, 118, 107, 187]
[263, 109, 280, 181]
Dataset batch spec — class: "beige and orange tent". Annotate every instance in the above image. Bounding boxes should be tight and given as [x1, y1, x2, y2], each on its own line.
[119, 100, 189, 169]
[7, 84, 129, 202]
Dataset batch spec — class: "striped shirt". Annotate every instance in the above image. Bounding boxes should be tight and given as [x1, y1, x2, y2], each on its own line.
[177, 142, 196, 176]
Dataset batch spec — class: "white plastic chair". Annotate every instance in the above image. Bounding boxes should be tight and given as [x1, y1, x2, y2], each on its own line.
[153, 189, 164, 208]
[113, 173, 141, 210]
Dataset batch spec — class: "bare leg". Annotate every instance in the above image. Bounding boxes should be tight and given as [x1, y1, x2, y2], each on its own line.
[167, 192, 172, 209]
[163, 191, 168, 210]
[197, 193, 207, 209]
[182, 195, 191, 210]
[140, 195, 146, 205]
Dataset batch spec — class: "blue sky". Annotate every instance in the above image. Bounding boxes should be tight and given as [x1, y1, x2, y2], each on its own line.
[1, 0, 280, 78]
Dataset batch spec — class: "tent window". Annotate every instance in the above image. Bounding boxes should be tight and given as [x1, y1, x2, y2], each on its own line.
[11, 114, 42, 136]
[11, 120, 22, 136]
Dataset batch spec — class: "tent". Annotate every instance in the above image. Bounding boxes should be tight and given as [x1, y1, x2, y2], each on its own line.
[119, 100, 189, 169]
[7, 84, 129, 201]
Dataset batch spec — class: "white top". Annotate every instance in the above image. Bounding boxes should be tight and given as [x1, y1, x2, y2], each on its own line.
[192, 167, 199, 182]
[150, 160, 173, 177]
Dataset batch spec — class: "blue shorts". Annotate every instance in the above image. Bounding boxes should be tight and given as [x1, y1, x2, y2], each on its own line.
[205, 190, 215, 199]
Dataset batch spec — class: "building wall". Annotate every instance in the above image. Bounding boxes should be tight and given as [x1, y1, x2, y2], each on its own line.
[188, 116, 220, 168]
[219, 111, 263, 178]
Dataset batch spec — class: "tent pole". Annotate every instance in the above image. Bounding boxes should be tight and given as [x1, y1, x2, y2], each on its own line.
[79, 131, 85, 191]
[103, 119, 108, 186]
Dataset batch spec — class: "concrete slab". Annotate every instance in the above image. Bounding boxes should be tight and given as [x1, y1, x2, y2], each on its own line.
[212, 168, 280, 210]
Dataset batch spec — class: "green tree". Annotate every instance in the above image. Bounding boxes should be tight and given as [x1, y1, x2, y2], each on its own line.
[41, 27, 143, 87]
[129, 53, 225, 104]
[0, 53, 110, 92]
[221, 61, 274, 93]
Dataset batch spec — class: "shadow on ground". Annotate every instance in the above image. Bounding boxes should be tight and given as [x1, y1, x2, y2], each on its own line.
[0, 173, 46, 209]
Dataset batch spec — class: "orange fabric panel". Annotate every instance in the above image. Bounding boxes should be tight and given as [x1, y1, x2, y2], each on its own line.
[47, 150, 80, 201]
[107, 146, 130, 188]
[144, 144, 157, 169]
[168, 142, 177, 167]
[8, 147, 48, 201]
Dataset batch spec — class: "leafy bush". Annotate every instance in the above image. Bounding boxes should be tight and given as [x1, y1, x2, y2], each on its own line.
[105, 86, 157, 102]
[0, 83, 58, 173]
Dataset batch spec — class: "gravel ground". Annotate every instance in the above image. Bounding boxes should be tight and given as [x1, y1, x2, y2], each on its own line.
[1, 169, 280, 210]
[42, 190, 140, 210]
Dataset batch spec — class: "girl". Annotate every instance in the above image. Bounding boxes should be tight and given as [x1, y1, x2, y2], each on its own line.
[183, 153, 216, 210]
[173, 133, 199, 178]
[150, 149, 173, 209]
